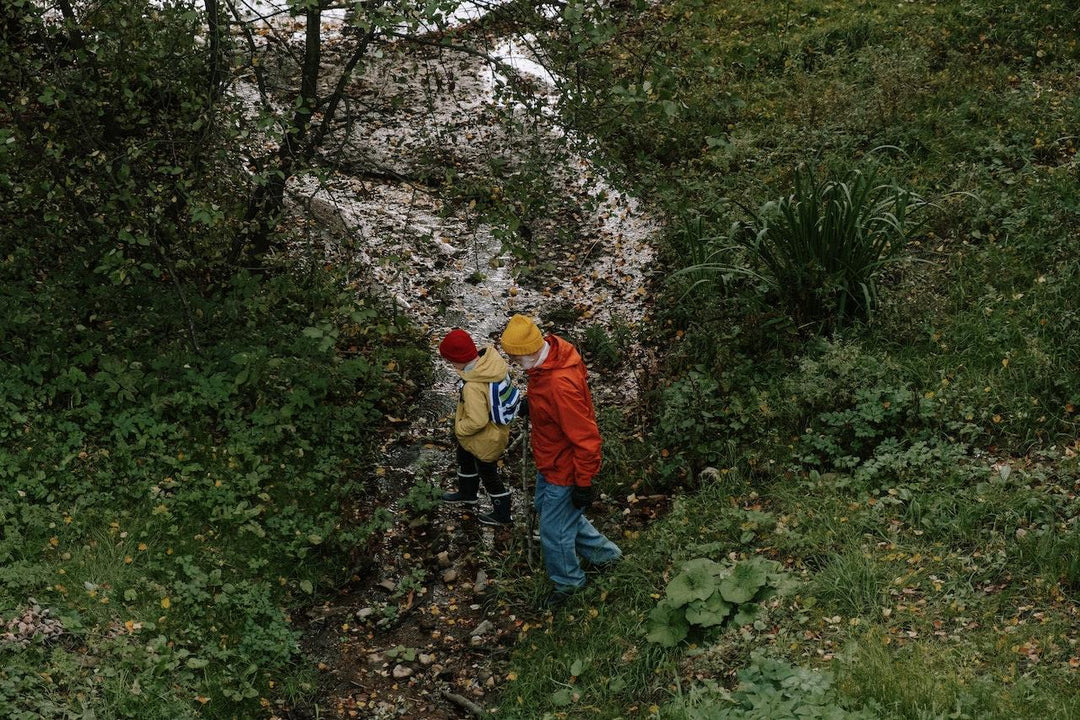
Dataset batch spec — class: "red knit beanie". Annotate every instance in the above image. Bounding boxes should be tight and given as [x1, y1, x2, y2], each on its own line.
[438, 329, 478, 363]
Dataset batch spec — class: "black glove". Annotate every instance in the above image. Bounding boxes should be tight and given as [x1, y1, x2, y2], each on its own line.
[570, 484, 594, 510]
[518, 395, 529, 418]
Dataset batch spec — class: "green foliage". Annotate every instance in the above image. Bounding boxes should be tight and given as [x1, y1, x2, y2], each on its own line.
[579, 318, 633, 370]
[1, 1, 241, 282]
[401, 481, 444, 515]
[681, 166, 924, 330]
[665, 654, 879, 720]
[840, 632, 1080, 720]
[809, 544, 886, 618]
[798, 385, 924, 472]
[646, 556, 789, 647]
[0, 259, 428, 717]
[653, 367, 742, 482]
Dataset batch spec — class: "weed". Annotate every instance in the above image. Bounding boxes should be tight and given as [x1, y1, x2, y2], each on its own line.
[665, 653, 878, 720]
[809, 543, 886, 619]
[401, 481, 444, 516]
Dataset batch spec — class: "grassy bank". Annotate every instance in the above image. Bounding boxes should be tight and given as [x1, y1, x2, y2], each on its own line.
[499, 1, 1080, 717]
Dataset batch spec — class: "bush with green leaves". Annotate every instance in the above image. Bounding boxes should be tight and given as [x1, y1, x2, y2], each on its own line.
[652, 366, 771, 484]
[664, 654, 879, 720]
[646, 556, 791, 647]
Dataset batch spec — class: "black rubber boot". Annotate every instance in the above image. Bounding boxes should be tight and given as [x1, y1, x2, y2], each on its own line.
[442, 473, 480, 504]
[477, 492, 512, 526]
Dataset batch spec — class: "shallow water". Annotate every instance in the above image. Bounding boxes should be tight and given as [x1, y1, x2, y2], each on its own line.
[229, 0, 661, 488]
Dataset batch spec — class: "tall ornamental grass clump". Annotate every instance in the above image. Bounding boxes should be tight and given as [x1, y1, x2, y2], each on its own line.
[681, 166, 924, 331]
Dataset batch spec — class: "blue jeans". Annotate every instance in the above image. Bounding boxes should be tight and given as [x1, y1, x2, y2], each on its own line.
[534, 473, 622, 591]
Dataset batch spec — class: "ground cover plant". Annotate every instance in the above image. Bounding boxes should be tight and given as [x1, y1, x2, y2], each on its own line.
[0, 260, 429, 718]
[0, 3, 432, 717]
[6, 0, 1080, 717]
[496, 0, 1080, 717]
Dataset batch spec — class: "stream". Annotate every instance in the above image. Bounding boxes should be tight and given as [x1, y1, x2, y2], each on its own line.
[228, 3, 663, 716]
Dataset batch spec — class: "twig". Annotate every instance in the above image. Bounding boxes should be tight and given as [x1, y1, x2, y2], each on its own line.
[521, 417, 537, 569]
[440, 689, 485, 718]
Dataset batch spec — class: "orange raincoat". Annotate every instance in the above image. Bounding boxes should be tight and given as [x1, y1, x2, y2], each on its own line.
[524, 336, 602, 487]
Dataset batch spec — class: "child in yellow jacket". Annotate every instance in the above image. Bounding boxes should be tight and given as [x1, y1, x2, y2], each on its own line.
[438, 329, 514, 525]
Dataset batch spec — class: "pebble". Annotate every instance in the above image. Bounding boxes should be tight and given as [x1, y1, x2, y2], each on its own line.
[366, 653, 385, 667]
[470, 620, 493, 637]
[392, 664, 413, 679]
[356, 607, 376, 620]
[442, 568, 458, 583]
[436, 551, 451, 567]
[473, 570, 488, 594]
[419, 653, 436, 666]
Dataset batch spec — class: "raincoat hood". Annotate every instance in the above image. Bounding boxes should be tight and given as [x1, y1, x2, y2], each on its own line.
[527, 335, 583, 376]
[459, 347, 508, 384]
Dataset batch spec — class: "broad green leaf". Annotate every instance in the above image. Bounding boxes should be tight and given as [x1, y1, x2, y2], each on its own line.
[685, 591, 732, 628]
[719, 560, 768, 604]
[733, 603, 761, 627]
[551, 688, 574, 706]
[645, 600, 689, 647]
[666, 558, 723, 607]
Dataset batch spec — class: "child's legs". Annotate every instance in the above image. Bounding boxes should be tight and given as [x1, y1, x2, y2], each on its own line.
[535, 474, 586, 590]
[574, 515, 621, 564]
[477, 457, 507, 496]
[455, 442, 479, 482]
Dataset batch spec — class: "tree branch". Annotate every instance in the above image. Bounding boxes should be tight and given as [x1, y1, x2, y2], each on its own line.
[440, 689, 485, 718]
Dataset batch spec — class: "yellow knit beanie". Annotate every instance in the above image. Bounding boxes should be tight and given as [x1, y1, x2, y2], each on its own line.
[500, 314, 544, 355]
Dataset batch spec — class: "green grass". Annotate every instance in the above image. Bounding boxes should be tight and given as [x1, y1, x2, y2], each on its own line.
[491, 474, 752, 718]
[495, 461, 1080, 718]
[497, 1, 1080, 717]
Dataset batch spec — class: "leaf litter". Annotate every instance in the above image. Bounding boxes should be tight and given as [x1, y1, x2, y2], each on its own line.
[236, 3, 666, 718]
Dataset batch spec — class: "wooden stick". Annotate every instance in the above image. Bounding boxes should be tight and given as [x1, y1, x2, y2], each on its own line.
[440, 689, 485, 717]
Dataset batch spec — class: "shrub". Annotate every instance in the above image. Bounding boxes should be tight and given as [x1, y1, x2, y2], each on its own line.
[0, 264, 429, 717]
[678, 166, 924, 330]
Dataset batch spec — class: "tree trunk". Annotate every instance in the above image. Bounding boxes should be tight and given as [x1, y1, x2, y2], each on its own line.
[206, 0, 224, 101]
[238, 3, 322, 261]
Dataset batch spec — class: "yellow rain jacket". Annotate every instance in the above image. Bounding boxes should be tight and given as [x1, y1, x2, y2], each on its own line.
[454, 347, 511, 462]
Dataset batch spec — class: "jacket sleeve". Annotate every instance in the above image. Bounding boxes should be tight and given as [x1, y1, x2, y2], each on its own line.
[551, 375, 602, 485]
[456, 381, 491, 437]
